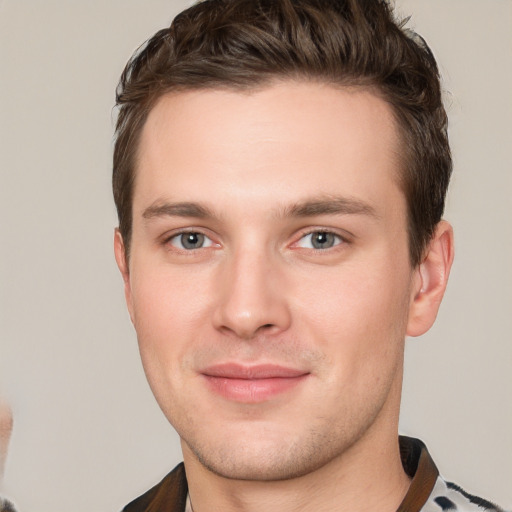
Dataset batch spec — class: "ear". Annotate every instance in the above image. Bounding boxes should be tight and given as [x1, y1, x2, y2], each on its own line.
[114, 229, 135, 324]
[407, 221, 454, 337]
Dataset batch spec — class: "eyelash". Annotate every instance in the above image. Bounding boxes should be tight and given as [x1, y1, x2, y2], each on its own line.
[162, 228, 350, 253]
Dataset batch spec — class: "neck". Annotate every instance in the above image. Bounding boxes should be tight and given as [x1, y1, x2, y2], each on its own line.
[185, 441, 409, 512]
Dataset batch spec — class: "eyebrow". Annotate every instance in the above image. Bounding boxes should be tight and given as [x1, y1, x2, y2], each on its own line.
[141, 196, 379, 222]
[283, 196, 379, 219]
[142, 202, 214, 220]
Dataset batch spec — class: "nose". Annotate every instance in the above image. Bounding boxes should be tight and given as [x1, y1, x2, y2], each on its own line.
[212, 247, 292, 340]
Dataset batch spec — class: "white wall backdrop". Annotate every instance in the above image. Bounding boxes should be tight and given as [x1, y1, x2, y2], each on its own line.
[0, 1, 510, 511]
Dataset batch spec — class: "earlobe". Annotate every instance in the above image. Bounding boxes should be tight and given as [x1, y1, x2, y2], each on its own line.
[114, 229, 135, 324]
[406, 221, 454, 337]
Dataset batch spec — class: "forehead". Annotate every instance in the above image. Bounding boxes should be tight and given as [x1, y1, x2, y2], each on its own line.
[134, 81, 402, 216]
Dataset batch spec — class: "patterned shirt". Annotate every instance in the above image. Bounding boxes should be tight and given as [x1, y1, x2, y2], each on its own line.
[423, 478, 506, 512]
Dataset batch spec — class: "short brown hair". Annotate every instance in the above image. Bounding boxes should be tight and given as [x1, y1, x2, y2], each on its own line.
[113, 0, 451, 266]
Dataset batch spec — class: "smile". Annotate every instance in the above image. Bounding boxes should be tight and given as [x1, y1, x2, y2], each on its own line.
[201, 363, 310, 403]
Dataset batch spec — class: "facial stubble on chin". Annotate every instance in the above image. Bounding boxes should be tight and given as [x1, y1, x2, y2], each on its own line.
[180, 398, 391, 482]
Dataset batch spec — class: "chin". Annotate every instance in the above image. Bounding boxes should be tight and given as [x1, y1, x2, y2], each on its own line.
[194, 449, 324, 481]
[182, 424, 350, 482]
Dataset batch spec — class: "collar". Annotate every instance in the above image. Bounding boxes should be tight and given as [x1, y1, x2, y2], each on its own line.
[397, 436, 439, 512]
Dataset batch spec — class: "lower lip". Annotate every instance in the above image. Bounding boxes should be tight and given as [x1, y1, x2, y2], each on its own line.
[203, 375, 308, 402]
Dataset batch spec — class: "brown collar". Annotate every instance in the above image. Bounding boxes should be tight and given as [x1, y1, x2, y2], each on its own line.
[122, 436, 439, 512]
[397, 436, 439, 512]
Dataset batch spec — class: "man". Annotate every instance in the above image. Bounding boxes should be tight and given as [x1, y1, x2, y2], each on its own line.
[112, 0, 505, 511]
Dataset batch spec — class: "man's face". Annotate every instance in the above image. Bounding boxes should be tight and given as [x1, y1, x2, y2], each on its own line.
[117, 82, 423, 480]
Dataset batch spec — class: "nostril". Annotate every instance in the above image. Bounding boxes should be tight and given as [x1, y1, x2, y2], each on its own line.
[256, 323, 278, 335]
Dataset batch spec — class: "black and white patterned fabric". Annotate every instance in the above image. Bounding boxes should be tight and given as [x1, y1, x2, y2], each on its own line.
[422, 477, 506, 512]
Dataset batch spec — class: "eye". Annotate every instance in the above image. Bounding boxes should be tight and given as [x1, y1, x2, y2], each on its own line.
[169, 232, 214, 250]
[296, 231, 343, 250]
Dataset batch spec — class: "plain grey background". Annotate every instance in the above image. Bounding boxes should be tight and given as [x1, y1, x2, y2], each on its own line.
[0, 1, 511, 511]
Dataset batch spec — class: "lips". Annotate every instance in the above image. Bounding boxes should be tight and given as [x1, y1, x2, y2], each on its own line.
[201, 363, 309, 402]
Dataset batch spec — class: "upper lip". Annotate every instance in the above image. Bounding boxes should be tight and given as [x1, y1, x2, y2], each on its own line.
[201, 363, 309, 379]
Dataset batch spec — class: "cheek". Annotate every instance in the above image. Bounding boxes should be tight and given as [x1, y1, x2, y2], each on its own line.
[131, 263, 210, 333]
[129, 267, 212, 381]
[292, 257, 411, 367]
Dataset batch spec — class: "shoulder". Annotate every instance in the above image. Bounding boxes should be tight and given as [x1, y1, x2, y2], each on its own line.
[423, 476, 508, 512]
[122, 462, 188, 512]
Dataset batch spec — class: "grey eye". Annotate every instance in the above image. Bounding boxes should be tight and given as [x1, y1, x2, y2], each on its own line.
[182, 233, 204, 249]
[311, 232, 336, 249]
[170, 232, 213, 250]
[297, 231, 341, 250]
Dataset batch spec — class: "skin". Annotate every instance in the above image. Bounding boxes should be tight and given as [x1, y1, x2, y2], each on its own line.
[115, 81, 453, 512]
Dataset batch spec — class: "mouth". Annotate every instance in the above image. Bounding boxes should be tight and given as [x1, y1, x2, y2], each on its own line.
[201, 363, 310, 403]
